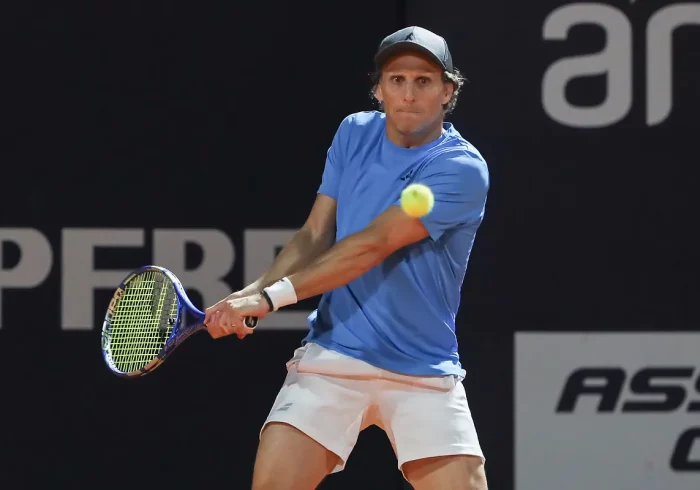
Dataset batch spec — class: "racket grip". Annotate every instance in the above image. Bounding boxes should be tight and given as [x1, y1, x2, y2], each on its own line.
[244, 316, 258, 329]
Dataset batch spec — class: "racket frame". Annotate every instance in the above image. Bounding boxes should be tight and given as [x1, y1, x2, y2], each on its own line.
[101, 265, 207, 378]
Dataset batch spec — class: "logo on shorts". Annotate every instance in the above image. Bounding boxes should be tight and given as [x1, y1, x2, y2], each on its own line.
[276, 402, 293, 412]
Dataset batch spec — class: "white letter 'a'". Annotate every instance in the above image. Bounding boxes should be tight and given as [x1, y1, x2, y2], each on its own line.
[542, 4, 632, 128]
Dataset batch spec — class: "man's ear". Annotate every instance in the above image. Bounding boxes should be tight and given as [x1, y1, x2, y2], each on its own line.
[374, 83, 384, 103]
[442, 81, 454, 105]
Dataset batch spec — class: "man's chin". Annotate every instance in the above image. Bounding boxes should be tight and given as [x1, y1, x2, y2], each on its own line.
[391, 112, 433, 133]
[393, 124, 413, 134]
[392, 118, 423, 134]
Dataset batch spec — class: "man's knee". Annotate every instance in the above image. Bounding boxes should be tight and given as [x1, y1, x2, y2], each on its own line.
[403, 454, 487, 490]
[469, 462, 488, 490]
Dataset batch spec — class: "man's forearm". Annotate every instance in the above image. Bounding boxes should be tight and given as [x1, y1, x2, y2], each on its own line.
[245, 227, 335, 294]
[286, 230, 388, 302]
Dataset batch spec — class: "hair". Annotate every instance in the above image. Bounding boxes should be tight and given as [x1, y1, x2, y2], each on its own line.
[369, 66, 467, 115]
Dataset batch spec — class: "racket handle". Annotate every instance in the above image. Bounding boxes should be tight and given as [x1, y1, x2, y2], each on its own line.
[244, 316, 258, 329]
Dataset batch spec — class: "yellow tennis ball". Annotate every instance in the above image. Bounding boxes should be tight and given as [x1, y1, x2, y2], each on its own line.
[400, 183, 434, 218]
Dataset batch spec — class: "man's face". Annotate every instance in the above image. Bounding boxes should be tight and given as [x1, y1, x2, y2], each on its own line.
[375, 52, 454, 135]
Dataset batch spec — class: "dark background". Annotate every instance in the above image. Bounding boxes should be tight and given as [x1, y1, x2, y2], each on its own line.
[1, 1, 698, 489]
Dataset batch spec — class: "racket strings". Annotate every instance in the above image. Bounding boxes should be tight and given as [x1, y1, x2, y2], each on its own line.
[106, 270, 178, 373]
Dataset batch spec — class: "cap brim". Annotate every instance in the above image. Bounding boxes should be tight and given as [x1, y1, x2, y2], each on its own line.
[374, 42, 447, 72]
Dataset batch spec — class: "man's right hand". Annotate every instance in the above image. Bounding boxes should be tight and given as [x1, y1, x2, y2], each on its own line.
[204, 284, 262, 339]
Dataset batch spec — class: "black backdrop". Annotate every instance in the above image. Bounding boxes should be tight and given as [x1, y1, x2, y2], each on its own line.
[2, 1, 698, 489]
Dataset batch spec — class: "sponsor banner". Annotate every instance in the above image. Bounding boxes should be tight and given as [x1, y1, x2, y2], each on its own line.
[515, 332, 700, 490]
[541, 1, 700, 128]
[0, 227, 311, 330]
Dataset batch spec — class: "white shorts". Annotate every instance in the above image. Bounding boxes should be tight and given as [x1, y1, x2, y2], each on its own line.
[261, 342, 485, 474]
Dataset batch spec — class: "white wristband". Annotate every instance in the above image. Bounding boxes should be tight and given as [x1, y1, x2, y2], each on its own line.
[263, 277, 298, 311]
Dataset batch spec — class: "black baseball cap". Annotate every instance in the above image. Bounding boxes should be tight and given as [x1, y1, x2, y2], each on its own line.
[374, 26, 454, 73]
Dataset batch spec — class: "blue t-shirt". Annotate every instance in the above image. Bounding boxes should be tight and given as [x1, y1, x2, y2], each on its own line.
[303, 110, 489, 377]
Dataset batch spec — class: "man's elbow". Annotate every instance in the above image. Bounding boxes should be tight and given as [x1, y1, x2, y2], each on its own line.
[360, 231, 395, 265]
[363, 215, 429, 261]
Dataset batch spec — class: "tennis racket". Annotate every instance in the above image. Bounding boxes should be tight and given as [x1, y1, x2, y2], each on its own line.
[100, 265, 258, 377]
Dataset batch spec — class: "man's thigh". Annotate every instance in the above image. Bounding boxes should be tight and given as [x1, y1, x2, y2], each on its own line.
[376, 376, 485, 479]
[252, 422, 340, 490]
[402, 454, 487, 490]
[255, 364, 373, 486]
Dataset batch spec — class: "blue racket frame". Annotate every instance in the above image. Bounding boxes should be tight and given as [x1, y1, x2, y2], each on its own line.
[101, 265, 256, 378]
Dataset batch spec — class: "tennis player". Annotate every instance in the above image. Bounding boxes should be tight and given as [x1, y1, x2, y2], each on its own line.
[205, 26, 489, 490]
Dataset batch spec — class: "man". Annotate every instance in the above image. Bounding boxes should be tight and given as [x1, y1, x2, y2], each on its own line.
[205, 26, 489, 490]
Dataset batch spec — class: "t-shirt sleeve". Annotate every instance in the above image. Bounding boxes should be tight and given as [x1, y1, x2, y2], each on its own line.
[403, 151, 489, 242]
[317, 117, 350, 200]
